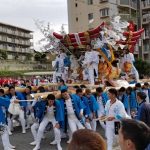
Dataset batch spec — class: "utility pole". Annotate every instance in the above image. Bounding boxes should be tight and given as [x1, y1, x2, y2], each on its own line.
[137, 0, 143, 60]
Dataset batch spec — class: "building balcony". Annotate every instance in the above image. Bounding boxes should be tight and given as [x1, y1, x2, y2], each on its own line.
[142, 0, 150, 10]
[119, 14, 137, 23]
[0, 28, 33, 40]
[0, 45, 3, 49]
[142, 14, 150, 24]
[99, 0, 108, 3]
[117, 0, 137, 10]
[7, 46, 14, 51]
[144, 30, 150, 39]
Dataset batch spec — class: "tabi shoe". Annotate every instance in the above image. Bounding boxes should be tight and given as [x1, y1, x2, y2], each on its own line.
[9, 144, 16, 149]
[30, 141, 37, 146]
[22, 130, 26, 134]
[57, 144, 62, 150]
[33, 145, 40, 150]
[50, 140, 57, 145]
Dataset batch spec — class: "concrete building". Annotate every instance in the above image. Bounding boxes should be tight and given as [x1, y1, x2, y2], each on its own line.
[67, 0, 150, 61]
[0, 22, 34, 60]
[142, 0, 150, 60]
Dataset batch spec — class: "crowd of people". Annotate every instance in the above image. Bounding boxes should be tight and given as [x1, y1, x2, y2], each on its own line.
[0, 76, 53, 88]
[0, 79, 150, 150]
[52, 45, 140, 86]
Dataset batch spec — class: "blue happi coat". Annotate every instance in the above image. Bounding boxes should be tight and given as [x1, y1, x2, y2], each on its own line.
[53, 100, 64, 122]
[58, 85, 68, 91]
[129, 91, 138, 110]
[33, 100, 47, 123]
[73, 94, 91, 117]
[59, 94, 84, 129]
[0, 96, 10, 124]
[60, 94, 84, 118]
[119, 93, 129, 111]
[86, 94, 99, 113]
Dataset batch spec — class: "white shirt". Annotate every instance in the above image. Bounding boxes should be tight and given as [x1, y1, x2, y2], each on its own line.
[66, 98, 77, 120]
[84, 51, 94, 68]
[10, 95, 17, 102]
[122, 53, 135, 64]
[92, 51, 99, 64]
[105, 99, 127, 127]
[46, 106, 55, 121]
[97, 96, 105, 115]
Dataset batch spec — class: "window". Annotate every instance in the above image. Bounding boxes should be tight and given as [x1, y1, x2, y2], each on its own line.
[87, 0, 93, 5]
[76, 17, 78, 22]
[88, 13, 93, 21]
[100, 8, 109, 17]
[100, 0, 108, 3]
[75, 3, 78, 7]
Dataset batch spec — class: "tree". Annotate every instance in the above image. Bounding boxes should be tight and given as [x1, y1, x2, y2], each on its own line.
[26, 53, 33, 61]
[134, 59, 150, 77]
[0, 50, 8, 60]
[34, 52, 42, 61]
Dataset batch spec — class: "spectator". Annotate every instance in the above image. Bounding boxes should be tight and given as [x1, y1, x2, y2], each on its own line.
[142, 82, 150, 103]
[136, 92, 150, 126]
[118, 119, 150, 150]
[68, 129, 106, 150]
[58, 79, 68, 91]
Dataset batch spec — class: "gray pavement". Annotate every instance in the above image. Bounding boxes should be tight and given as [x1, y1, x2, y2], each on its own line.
[0, 125, 120, 150]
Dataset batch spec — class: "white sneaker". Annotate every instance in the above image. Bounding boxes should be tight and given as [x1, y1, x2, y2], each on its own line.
[33, 145, 40, 150]
[25, 125, 30, 129]
[8, 131, 13, 135]
[50, 140, 57, 145]
[67, 139, 71, 144]
[30, 141, 36, 146]
[4, 148, 15, 150]
[22, 130, 26, 134]
[9, 144, 16, 149]
[57, 144, 62, 150]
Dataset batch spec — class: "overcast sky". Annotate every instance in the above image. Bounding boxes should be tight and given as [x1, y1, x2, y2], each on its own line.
[0, 0, 68, 49]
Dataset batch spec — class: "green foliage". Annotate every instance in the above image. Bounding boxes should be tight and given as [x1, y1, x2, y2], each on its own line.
[34, 52, 47, 62]
[0, 70, 24, 77]
[34, 52, 42, 61]
[26, 53, 33, 60]
[0, 49, 8, 60]
[134, 59, 150, 77]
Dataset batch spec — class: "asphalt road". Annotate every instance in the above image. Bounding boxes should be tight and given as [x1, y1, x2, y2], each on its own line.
[0, 125, 120, 150]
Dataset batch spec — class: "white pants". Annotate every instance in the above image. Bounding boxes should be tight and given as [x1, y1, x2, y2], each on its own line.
[31, 122, 40, 141]
[106, 124, 116, 150]
[26, 112, 34, 128]
[83, 69, 89, 81]
[85, 120, 97, 131]
[68, 118, 84, 140]
[85, 122, 92, 130]
[93, 64, 98, 78]
[1, 126, 13, 150]
[7, 110, 26, 133]
[35, 117, 61, 148]
[88, 68, 95, 85]
[90, 119, 97, 131]
[97, 110, 106, 129]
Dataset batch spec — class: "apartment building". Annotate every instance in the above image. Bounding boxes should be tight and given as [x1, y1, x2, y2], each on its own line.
[67, 0, 150, 61]
[0, 22, 34, 60]
[142, 0, 150, 60]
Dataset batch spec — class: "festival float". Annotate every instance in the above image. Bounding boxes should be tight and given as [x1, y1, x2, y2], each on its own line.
[35, 16, 145, 88]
